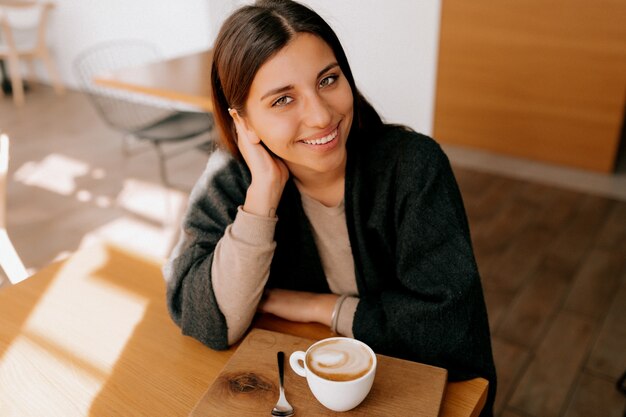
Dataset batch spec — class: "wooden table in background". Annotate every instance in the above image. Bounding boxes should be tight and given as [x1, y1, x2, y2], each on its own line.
[94, 50, 213, 112]
[0, 244, 488, 416]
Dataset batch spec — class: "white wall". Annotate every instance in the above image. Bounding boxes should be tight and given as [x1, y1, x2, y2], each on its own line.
[45, 0, 212, 90]
[43, 0, 440, 135]
[208, 0, 442, 135]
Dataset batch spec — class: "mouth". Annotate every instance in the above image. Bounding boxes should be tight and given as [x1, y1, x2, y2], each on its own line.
[299, 123, 340, 148]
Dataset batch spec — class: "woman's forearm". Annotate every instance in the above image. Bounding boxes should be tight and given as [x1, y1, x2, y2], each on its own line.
[212, 207, 278, 344]
[258, 289, 339, 326]
[243, 181, 284, 218]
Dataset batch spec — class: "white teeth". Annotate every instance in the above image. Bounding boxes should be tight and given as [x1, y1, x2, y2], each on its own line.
[302, 129, 337, 145]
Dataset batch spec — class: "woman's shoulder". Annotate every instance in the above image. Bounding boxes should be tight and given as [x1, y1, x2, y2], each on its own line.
[188, 148, 251, 203]
[357, 124, 447, 170]
[198, 149, 249, 182]
[381, 124, 442, 154]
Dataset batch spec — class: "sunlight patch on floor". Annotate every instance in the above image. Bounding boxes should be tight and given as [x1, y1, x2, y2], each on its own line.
[115, 178, 187, 226]
[13, 154, 91, 196]
[73, 178, 188, 259]
[79, 216, 178, 260]
[10, 152, 189, 265]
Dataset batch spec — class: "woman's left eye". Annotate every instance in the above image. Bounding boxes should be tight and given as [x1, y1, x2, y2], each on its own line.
[319, 75, 338, 88]
[272, 96, 294, 107]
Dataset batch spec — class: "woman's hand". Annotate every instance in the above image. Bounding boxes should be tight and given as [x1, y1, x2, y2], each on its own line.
[258, 289, 338, 326]
[232, 115, 289, 217]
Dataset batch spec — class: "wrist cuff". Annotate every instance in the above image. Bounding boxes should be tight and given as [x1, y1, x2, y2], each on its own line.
[231, 206, 278, 245]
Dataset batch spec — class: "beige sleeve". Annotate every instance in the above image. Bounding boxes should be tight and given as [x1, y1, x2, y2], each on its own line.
[212, 206, 278, 345]
[336, 296, 359, 338]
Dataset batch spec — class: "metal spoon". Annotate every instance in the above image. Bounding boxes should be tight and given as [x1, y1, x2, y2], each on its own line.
[271, 351, 294, 416]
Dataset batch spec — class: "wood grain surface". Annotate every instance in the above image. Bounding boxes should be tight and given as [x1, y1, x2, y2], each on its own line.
[0, 244, 487, 417]
[190, 329, 448, 417]
[93, 50, 213, 111]
[434, 0, 626, 172]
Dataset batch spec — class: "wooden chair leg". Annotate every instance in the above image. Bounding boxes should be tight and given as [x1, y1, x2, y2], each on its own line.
[26, 58, 39, 85]
[39, 49, 65, 95]
[0, 65, 4, 98]
[5, 54, 24, 106]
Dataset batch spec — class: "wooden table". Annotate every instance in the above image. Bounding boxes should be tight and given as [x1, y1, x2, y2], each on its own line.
[0, 244, 488, 416]
[93, 50, 213, 112]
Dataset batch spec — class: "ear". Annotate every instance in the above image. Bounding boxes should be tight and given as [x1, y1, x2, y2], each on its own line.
[229, 108, 261, 144]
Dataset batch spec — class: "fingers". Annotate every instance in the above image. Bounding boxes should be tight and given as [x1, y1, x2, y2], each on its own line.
[229, 109, 275, 175]
[227, 107, 289, 210]
[256, 289, 332, 324]
[229, 108, 260, 145]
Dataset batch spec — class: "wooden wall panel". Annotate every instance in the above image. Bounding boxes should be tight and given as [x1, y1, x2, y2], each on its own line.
[434, 0, 626, 172]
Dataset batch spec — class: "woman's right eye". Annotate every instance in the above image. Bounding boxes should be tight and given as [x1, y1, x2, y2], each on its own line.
[272, 96, 293, 107]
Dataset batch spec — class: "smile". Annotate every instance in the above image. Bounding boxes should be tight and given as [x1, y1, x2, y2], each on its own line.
[301, 128, 338, 145]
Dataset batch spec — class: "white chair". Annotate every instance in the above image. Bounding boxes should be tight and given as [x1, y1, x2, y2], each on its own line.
[0, 1, 65, 106]
[0, 133, 28, 285]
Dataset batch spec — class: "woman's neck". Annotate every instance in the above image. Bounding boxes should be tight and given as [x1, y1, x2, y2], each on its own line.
[291, 164, 346, 207]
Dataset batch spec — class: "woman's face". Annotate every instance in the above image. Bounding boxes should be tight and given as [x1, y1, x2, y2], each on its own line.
[242, 33, 354, 179]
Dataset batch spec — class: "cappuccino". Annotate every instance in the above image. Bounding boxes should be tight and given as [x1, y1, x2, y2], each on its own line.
[306, 339, 373, 381]
[290, 337, 377, 411]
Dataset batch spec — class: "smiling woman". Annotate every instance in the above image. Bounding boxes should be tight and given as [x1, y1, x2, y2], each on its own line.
[163, 1, 497, 416]
[233, 33, 354, 208]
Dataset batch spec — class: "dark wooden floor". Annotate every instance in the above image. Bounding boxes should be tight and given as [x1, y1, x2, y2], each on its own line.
[2, 87, 625, 416]
[457, 168, 626, 416]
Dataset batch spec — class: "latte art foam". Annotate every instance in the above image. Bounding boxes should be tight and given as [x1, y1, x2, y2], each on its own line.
[306, 340, 373, 381]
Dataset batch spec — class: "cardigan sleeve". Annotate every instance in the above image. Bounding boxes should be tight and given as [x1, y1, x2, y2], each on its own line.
[211, 207, 278, 345]
[351, 138, 496, 413]
[162, 151, 251, 350]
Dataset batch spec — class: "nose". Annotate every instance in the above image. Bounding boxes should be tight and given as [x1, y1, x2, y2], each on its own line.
[302, 92, 332, 129]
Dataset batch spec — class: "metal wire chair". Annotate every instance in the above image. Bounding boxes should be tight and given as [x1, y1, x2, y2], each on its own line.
[73, 40, 214, 186]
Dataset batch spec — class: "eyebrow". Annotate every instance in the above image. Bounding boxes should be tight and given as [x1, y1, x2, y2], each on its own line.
[259, 62, 340, 101]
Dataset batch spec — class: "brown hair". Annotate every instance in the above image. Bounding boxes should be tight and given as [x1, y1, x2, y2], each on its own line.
[211, 0, 383, 159]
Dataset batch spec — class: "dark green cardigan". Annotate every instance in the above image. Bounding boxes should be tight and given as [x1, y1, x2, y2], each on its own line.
[164, 125, 496, 415]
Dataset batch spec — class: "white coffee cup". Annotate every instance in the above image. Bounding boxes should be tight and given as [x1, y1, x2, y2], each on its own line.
[289, 337, 377, 412]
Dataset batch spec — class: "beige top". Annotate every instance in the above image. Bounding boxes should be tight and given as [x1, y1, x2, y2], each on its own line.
[212, 198, 359, 345]
[299, 194, 359, 336]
